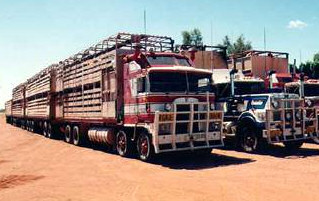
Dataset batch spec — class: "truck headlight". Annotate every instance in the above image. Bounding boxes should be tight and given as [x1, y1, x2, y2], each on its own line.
[285, 112, 292, 121]
[257, 112, 266, 121]
[164, 103, 172, 111]
[306, 99, 313, 107]
[272, 100, 279, 109]
[210, 103, 215, 110]
[295, 110, 302, 121]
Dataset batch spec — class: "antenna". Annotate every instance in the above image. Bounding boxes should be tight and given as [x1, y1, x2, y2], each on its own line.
[210, 20, 213, 46]
[263, 27, 266, 51]
[264, 27, 267, 77]
[144, 9, 147, 35]
[210, 20, 213, 70]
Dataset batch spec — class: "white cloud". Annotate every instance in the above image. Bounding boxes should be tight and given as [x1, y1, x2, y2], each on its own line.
[287, 20, 308, 29]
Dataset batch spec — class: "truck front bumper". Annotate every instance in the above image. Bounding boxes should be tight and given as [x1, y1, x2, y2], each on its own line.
[152, 103, 224, 154]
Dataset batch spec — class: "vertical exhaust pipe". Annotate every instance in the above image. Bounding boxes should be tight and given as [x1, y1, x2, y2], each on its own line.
[300, 73, 305, 98]
[268, 70, 276, 91]
[292, 59, 296, 80]
[230, 69, 238, 97]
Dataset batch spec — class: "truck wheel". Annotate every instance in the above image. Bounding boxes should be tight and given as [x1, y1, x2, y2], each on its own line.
[65, 125, 72, 143]
[26, 121, 30, 131]
[283, 141, 303, 151]
[30, 121, 34, 132]
[116, 131, 133, 157]
[73, 126, 83, 146]
[43, 122, 48, 137]
[27, 121, 31, 131]
[137, 133, 154, 162]
[237, 124, 259, 152]
[21, 120, 25, 129]
[47, 123, 53, 139]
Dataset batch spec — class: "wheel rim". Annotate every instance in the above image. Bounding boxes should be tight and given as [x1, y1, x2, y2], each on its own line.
[74, 132, 78, 143]
[73, 127, 79, 144]
[31, 121, 34, 132]
[245, 135, 256, 148]
[117, 132, 127, 155]
[47, 124, 52, 138]
[43, 122, 47, 137]
[65, 126, 71, 142]
[242, 127, 257, 152]
[139, 137, 149, 157]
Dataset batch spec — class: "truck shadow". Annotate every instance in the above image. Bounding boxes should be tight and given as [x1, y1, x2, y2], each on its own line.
[257, 144, 319, 159]
[88, 144, 255, 170]
[221, 142, 319, 159]
[149, 152, 255, 170]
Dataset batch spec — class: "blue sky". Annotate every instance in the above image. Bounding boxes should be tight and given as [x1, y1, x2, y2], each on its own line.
[0, 0, 318, 107]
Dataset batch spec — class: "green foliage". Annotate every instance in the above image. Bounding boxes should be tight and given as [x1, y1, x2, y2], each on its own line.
[182, 31, 191, 45]
[181, 28, 203, 46]
[299, 52, 319, 78]
[314, 52, 319, 63]
[219, 34, 252, 55]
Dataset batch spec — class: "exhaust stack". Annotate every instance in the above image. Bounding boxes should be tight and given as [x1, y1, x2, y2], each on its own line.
[299, 73, 305, 98]
[268, 70, 276, 90]
[229, 69, 238, 97]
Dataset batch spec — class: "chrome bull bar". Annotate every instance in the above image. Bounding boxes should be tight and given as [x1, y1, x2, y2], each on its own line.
[152, 102, 224, 153]
[263, 99, 319, 143]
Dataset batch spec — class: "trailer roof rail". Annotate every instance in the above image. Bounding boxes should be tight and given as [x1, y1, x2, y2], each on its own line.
[230, 50, 289, 59]
[59, 32, 175, 67]
[176, 44, 227, 52]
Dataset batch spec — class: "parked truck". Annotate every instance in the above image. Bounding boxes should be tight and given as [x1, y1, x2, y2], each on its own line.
[5, 100, 12, 124]
[213, 69, 318, 152]
[5, 33, 224, 161]
[285, 78, 319, 144]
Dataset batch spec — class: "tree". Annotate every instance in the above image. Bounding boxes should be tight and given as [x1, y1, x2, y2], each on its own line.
[181, 31, 192, 45]
[314, 52, 319, 63]
[300, 62, 312, 78]
[181, 28, 203, 46]
[219, 34, 252, 55]
[299, 52, 319, 78]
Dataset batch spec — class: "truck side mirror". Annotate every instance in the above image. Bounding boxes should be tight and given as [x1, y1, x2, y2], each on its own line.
[137, 77, 146, 93]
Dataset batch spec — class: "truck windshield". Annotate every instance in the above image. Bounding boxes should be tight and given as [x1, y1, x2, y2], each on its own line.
[147, 56, 191, 66]
[149, 72, 213, 93]
[286, 84, 319, 96]
[215, 81, 265, 99]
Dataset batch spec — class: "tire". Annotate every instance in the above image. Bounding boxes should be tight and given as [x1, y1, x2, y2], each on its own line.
[47, 123, 53, 139]
[73, 126, 83, 146]
[116, 130, 133, 157]
[30, 121, 35, 132]
[27, 121, 31, 132]
[21, 120, 25, 129]
[43, 121, 48, 137]
[26, 121, 30, 131]
[137, 133, 154, 162]
[283, 141, 303, 151]
[65, 125, 72, 143]
[237, 122, 260, 152]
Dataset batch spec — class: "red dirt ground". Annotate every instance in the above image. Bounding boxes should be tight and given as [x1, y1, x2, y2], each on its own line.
[1, 114, 319, 201]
